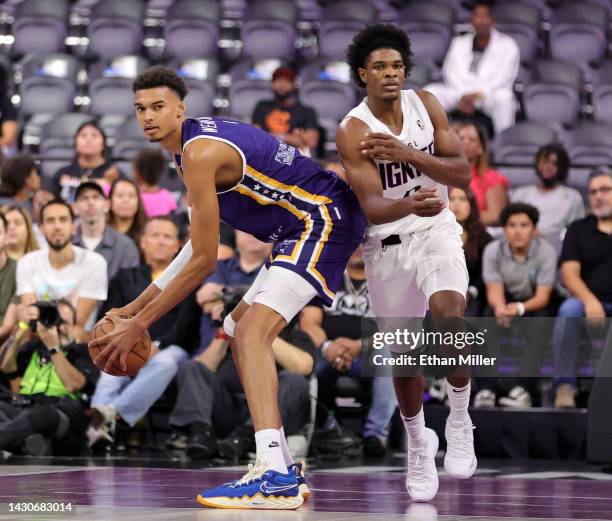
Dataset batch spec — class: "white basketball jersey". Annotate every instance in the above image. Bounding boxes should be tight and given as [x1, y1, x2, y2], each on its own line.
[343, 89, 455, 239]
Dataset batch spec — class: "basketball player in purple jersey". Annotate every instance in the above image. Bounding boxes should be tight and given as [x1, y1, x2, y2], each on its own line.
[89, 66, 366, 510]
[336, 25, 477, 501]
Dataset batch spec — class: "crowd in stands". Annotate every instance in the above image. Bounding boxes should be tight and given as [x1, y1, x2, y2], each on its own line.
[0, 0, 611, 461]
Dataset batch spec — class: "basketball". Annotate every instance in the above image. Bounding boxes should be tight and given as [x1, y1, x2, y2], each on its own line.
[88, 314, 151, 377]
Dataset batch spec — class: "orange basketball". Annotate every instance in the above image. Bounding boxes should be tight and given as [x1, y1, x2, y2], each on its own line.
[88, 314, 151, 377]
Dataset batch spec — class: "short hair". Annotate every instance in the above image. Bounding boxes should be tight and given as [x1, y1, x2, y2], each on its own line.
[40, 198, 75, 223]
[132, 66, 188, 100]
[57, 298, 76, 325]
[0, 211, 6, 231]
[144, 215, 179, 238]
[347, 24, 413, 88]
[535, 143, 570, 183]
[133, 148, 167, 186]
[500, 202, 540, 227]
[589, 165, 612, 182]
[0, 154, 37, 198]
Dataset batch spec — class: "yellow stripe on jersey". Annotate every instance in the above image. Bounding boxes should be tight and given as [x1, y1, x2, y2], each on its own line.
[307, 204, 335, 301]
[235, 185, 312, 264]
[246, 166, 332, 205]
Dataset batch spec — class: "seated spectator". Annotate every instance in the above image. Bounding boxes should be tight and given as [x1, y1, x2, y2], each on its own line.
[86, 217, 200, 450]
[480, 203, 556, 407]
[0, 299, 99, 456]
[252, 67, 320, 157]
[425, 2, 519, 134]
[16, 199, 107, 342]
[299, 246, 397, 457]
[196, 231, 272, 350]
[0, 154, 41, 213]
[50, 122, 123, 203]
[0, 213, 17, 341]
[133, 149, 177, 218]
[449, 187, 493, 316]
[72, 182, 140, 279]
[553, 168, 612, 408]
[0, 83, 18, 154]
[458, 122, 509, 225]
[2, 206, 39, 261]
[512, 144, 584, 254]
[167, 325, 314, 460]
[108, 179, 147, 245]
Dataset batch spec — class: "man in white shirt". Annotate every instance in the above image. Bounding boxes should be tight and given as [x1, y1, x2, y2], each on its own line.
[425, 2, 520, 133]
[16, 199, 108, 342]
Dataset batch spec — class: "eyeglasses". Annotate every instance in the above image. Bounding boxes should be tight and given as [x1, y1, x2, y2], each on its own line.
[588, 186, 612, 196]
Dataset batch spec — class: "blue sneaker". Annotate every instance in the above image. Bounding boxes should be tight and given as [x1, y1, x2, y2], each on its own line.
[288, 460, 311, 499]
[197, 458, 303, 510]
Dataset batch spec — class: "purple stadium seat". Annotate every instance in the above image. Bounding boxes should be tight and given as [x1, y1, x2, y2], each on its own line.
[319, 1, 377, 60]
[493, 2, 541, 65]
[592, 61, 612, 123]
[87, 0, 145, 60]
[11, 0, 69, 57]
[567, 122, 612, 165]
[550, 4, 608, 65]
[241, 0, 298, 60]
[164, 0, 220, 60]
[398, 1, 455, 65]
[523, 60, 582, 125]
[171, 58, 220, 116]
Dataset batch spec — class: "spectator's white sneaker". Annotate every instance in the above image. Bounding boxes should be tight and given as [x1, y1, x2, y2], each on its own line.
[473, 389, 496, 408]
[498, 386, 532, 408]
[87, 405, 117, 452]
[406, 428, 439, 502]
[444, 417, 477, 479]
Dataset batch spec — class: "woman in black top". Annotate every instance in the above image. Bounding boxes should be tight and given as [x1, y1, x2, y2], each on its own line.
[449, 187, 493, 317]
[50, 121, 123, 203]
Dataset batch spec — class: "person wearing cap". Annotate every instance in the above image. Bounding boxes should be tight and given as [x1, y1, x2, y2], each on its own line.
[72, 182, 140, 280]
[251, 67, 320, 157]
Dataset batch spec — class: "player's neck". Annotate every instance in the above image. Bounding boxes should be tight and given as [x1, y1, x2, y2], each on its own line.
[366, 96, 403, 134]
[162, 118, 185, 155]
[48, 245, 75, 269]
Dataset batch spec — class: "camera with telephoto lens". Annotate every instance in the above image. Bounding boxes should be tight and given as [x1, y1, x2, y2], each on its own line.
[211, 286, 249, 327]
[30, 301, 63, 329]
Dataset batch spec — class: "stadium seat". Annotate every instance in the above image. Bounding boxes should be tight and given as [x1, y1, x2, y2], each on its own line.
[550, 4, 608, 65]
[319, 1, 377, 60]
[11, 0, 69, 57]
[567, 122, 612, 165]
[397, 1, 455, 65]
[299, 75, 357, 124]
[171, 58, 220, 116]
[164, 0, 220, 60]
[88, 0, 146, 60]
[403, 61, 434, 91]
[241, 0, 298, 60]
[19, 53, 79, 117]
[591, 61, 612, 123]
[493, 2, 541, 65]
[523, 60, 582, 125]
[89, 56, 150, 118]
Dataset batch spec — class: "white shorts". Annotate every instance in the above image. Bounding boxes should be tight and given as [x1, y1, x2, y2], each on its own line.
[242, 265, 319, 323]
[363, 217, 468, 319]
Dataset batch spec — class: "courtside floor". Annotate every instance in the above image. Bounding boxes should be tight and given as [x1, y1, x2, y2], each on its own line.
[1, 454, 612, 520]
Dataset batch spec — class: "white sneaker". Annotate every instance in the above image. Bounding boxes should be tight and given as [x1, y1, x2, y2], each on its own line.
[498, 386, 532, 408]
[473, 389, 496, 408]
[406, 427, 439, 502]
[444, 417, 477, 479]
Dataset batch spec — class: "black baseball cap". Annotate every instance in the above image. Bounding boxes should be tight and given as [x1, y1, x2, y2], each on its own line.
[74, 181, 105, 201]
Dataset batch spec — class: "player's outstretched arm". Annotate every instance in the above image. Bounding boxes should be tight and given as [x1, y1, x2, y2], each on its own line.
[337, 117, 444, 224]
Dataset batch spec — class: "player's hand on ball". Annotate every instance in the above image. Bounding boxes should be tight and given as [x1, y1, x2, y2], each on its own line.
[406, 188, 445, 217]
[89, 314, 146, 372]
[105, 303, 141, 318]
[359, 132, 412, 162]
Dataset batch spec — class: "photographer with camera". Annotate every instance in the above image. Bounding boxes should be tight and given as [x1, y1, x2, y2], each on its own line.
[87, 216, 201, 450]
[0, 299, 99, 457]
[166, 231, 315, 460]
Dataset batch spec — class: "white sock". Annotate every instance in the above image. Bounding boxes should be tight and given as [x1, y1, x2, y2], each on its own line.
[401, 408, 425, 447]
[447, 381, 470, 421]
[255, 429, 288, 474]
[279, 426, 295, 467]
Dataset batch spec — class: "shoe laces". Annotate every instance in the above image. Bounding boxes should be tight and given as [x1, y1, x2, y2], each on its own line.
[407, 445, 431, 483]
[232, 458, 269, 487]
[446, 420, 474, 458]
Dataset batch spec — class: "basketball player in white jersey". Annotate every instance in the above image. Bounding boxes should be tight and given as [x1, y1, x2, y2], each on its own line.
[337, 24, 477, 501]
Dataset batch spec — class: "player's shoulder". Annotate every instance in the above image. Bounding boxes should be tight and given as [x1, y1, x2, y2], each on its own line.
[337, 115, 371, 144]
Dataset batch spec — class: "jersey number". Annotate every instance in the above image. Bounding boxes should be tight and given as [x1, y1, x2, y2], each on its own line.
[404, 185, 422, 198]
